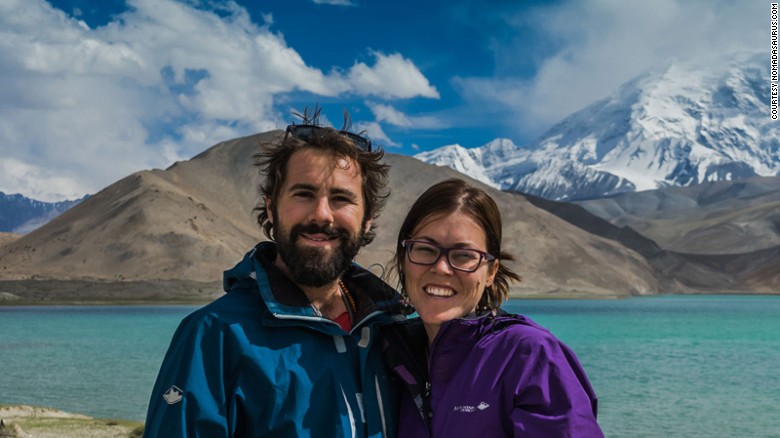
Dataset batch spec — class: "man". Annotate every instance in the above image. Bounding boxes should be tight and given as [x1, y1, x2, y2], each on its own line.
[143, 111, 401, 437]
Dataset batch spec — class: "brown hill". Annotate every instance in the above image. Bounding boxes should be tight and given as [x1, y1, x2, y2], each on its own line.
[522, 193, 780, 294]
[576, 176, 780, 255]
[0, 232, 20, 248]
[0, 130, 723, 302]
[1, 134, 260, 283]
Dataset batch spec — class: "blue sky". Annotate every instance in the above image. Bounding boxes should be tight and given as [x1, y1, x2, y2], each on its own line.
[0, 0, 764, 201]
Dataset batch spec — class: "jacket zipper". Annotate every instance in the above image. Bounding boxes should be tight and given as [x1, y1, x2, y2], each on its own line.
[375, 375, 388, 437]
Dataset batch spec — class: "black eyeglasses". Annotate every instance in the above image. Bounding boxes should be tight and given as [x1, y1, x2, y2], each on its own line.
[402, 239, 495, 273]
[285, 124, 372, 152]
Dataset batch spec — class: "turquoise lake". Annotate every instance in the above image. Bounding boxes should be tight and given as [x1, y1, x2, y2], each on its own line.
[1, 295, 778, 437]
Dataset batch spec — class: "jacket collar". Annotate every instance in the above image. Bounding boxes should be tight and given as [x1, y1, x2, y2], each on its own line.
[223, 241, 402, 326]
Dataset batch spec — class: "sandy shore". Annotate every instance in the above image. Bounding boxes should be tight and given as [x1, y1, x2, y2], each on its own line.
[0, 405, 143, 438]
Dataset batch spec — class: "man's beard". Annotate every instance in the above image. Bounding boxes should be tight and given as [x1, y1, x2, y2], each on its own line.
[273, 219, 365, 288]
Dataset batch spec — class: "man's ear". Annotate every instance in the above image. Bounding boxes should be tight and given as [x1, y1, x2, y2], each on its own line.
[265, 196, 274, 224]
[363, 218, 373, 234]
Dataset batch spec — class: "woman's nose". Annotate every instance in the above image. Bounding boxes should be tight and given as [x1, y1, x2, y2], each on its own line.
[430, 253, 454, 275]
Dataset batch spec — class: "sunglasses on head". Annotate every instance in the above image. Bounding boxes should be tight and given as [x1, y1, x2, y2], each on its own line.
[285, 124, 372, 152]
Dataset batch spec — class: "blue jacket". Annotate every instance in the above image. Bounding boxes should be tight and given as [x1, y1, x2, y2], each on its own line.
[144, 242, 402, 437]
[382, 311, 603, 437]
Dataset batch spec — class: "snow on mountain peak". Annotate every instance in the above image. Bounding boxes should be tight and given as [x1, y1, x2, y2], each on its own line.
[414, 143, 497, 188]
[415, 51, 778, 200]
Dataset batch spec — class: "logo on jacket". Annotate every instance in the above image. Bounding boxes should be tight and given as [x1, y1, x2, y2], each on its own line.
[163, 385, 184, 405]
[453, 402, 490, 413]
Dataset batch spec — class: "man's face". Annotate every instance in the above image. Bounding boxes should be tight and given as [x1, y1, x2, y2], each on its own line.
[268, 148, 370, 287]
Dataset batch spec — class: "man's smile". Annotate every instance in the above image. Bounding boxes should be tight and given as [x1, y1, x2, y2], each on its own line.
[300, 232, 338, 242]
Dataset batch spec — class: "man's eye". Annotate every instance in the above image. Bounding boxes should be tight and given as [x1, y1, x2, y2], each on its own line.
[332, 195, 355, 204]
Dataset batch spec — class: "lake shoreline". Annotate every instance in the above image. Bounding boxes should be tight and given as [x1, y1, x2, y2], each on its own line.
[0, 404, 143, 437]
[1, 278, 777, 306]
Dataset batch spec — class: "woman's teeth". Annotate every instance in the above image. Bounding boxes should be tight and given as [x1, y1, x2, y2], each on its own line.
[424, 286, 455, 297]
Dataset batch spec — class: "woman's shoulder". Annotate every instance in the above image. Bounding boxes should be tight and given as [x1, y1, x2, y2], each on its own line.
[486, 310, 552, 335]
[479, 311, 564, 352]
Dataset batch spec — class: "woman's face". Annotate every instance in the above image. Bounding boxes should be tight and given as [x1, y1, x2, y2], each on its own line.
[403, 211, 498, 340]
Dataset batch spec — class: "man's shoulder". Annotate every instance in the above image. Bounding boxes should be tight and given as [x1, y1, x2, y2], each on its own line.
[181, 287, 265, 328]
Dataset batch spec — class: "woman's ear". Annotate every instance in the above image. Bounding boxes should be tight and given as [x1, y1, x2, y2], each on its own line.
[486, 261, 499, 287]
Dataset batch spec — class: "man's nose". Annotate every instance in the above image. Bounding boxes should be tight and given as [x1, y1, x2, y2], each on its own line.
[311, 197, 334, 223]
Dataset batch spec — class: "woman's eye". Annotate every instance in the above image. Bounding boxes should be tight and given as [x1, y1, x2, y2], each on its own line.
[413, 246, 437, 256]
[452, 251, 478, 262]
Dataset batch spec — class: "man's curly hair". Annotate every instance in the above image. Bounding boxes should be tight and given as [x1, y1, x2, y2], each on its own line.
[254, 107, 390, 247]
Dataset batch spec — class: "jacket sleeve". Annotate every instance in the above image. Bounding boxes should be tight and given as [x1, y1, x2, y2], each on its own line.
[508, 333, 604, 438]
[143, 313, 231, 438]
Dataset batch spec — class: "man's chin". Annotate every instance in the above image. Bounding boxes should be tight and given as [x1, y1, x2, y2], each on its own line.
[288, 244, 342, 269]
[288, 255, 345, 287]
[295, 241, 340, 258]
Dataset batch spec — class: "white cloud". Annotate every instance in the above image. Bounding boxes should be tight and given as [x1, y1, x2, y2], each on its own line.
[348, 52, 440, 99]
[367, 102, 445, 129]
[0, 0, 436, 200]
[368, 103, 412, 127]
[0, 158, 88, 202]
[355, 121, 400, 148]
[455, 0, 765, 140]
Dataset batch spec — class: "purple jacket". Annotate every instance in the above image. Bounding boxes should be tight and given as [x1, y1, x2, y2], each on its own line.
[382, 311, 604, 437]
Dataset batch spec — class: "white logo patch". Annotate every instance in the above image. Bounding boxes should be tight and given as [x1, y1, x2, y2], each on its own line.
[453, 401, 490, 413]
[163, 385, 183, 405]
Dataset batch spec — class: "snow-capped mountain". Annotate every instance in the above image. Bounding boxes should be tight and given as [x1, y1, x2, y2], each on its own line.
[0, 192, 85, 233]
[414, 138, 523, 188]
[416, 51, 779, 200]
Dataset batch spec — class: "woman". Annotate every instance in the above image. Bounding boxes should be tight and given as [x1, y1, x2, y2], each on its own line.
[383, 178, 604, 437]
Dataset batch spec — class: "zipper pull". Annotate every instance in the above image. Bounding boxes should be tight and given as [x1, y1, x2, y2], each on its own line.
[425, 381, 433, 420]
